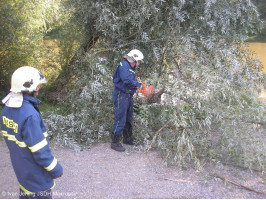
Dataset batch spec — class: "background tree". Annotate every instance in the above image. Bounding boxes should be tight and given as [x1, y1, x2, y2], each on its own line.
[0, 0, 63, 94]
[251, 0, 266, 40]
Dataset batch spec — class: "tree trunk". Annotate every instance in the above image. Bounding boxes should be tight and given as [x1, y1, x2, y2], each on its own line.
[49, 35, 99, 96]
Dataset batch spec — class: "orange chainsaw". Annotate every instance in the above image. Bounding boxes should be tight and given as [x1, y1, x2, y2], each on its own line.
[137, 84, 155, 97]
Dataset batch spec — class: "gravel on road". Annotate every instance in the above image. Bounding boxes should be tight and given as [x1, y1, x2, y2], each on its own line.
[0, 140, 265, 199]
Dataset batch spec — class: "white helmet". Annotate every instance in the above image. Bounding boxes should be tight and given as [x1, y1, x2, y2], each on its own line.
[126, 49, 144, 62]
[10, 66, 47, 93]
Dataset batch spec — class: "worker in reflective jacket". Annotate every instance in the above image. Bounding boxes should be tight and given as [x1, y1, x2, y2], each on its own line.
[111, 49, 144, 152]
[0, 66, 63, 199]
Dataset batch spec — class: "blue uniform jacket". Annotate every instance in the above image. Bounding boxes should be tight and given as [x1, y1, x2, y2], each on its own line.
[113, 60, 142, 94]
[0, 95, 63, 194]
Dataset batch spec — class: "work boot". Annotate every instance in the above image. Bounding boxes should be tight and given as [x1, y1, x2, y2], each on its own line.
[111, 133, 126, 152]
[122, 129, 136, 145]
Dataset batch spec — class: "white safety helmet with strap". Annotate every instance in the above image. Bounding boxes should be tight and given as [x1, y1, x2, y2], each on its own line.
[10, 66, 47, 93]
[2, 66, 47, 108]
[126, 49, 144, 62]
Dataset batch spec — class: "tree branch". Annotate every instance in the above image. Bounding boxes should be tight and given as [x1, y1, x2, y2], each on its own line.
[93, 38, 165, 55]
[210, 173, 266, 195]
[145, 119, 172, 153]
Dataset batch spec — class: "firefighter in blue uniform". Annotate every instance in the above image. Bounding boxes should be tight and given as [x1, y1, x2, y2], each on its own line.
[111, 49, 144, 152]
[0, 66, 63, 199]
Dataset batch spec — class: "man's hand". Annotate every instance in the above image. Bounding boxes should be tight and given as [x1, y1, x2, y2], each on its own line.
[55, 172, 63, 179]
[137, 83, 146, 92]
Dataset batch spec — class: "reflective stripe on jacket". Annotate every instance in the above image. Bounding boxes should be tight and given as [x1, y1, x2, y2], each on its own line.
[113, 60, 142, 94]
[0, 95, 63, 194]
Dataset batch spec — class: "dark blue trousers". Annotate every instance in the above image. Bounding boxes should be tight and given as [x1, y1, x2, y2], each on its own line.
[112, 89, 133, 136]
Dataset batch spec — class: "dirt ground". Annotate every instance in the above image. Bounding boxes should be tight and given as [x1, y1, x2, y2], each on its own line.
[0, 139, 265, 199]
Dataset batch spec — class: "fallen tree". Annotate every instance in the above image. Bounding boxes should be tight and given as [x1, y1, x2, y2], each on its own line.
[42, 0, 265, 171]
